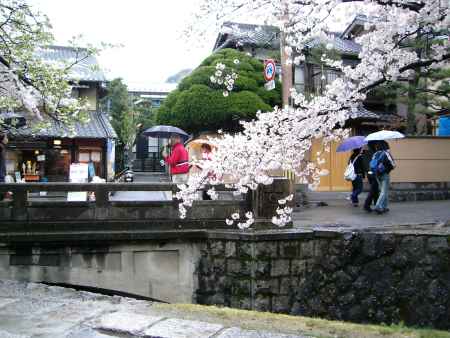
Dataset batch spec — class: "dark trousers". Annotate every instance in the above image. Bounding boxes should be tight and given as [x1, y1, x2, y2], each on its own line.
[351, 175, 363, 204]
[364, 175, 379, 209]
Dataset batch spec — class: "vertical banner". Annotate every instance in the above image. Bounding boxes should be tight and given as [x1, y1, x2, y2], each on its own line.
[107, 138, 115, 181]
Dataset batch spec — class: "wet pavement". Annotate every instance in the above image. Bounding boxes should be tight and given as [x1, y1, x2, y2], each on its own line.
[0, 280, 313, 338]
[294, 200, 450, 229]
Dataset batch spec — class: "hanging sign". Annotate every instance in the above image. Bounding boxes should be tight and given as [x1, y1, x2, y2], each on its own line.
[264, 59, 276, 82]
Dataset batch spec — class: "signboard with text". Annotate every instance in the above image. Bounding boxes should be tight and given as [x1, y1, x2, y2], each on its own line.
[67, 163, 88, 201]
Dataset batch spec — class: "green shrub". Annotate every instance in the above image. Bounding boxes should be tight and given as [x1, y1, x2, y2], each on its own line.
[157, 48, 281, 134]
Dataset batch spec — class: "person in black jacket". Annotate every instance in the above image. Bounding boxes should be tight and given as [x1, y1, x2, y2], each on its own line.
[349, 147, 364, 206]
[363, 141, 379, 212]
[0, 133, 7, 183]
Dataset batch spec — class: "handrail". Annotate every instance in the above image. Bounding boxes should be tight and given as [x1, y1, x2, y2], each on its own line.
[0, 182, 235, 192]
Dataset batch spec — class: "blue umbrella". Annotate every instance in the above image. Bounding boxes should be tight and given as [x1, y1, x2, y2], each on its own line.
[142, 125, 189, 140]
[336, 136, 367, 152]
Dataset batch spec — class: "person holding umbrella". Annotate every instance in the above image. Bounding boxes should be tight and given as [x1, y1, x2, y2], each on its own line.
[363, 141, 380, 212]
[337, 136, 367, 207]
[366, 130, 402, 214]
[162, 133, 190, 184]
[348, 148, 365, 207]
[370, 141, 396, 214]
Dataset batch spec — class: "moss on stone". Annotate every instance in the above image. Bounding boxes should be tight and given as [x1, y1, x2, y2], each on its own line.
[148, 303, 450, 338]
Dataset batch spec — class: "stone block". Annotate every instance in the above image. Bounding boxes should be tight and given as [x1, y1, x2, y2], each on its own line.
[231, 279, 251, 296]
[272, 295, 290, 313]
[210, 241, 225, 257]
[427, 237, 449, 254]
[92, 312, 163, 336]
[227, 259, 251, 277]
[253, 294, 271, 312]
[213, 258, 226, 275]
[238, 242, 253, 259]
[255, 260, 270, 278]
[143, 318, 223, 338]
[291, 260, 307, 276]
[255, 242, 277, 259]
[38, 254, 60, 266]
[399, 236, 425, 259]
[271, 259, 290, 277]
[313, 240, 329, 257]
[254, 279, 277, 295]
[280, 241, 300, 258]
[279, 277, 293, 294]
[225, 242, 236, 258]
[299, 241, 314, 258]
[230, 296, 252, 310]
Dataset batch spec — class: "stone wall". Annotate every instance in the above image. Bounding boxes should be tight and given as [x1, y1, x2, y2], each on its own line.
[196, 231, 450, 329]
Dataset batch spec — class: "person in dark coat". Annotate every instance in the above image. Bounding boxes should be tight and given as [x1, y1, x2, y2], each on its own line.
[349, 147, 364, 206]
[363, 141, 380, 212]
[0, 133, 8, 183]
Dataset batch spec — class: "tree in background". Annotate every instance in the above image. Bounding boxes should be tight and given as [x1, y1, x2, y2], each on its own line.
[173, 0, 449, 228]
[0, 0, 107, 134]
[102, 78, 135, 170]
[375, 33, 450, 135]
[103, 78, 157, 170]
[157, 49, 281, 134]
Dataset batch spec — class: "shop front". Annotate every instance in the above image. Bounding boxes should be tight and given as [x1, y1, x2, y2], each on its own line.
[5, 138, 109, 183]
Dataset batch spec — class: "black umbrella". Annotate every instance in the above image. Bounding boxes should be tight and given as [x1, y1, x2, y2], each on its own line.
[142, 125, 189, 140]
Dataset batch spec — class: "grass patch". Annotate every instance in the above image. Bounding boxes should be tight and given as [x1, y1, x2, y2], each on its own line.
[148, 303, 450, 338]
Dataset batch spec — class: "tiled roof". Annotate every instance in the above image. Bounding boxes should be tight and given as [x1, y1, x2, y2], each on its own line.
[6, 111, 117, 139]
[214, 22, 361, 56]
[305, 33, 361, 56]
[213, 22, 280, 51]
[349, 107, 401, 122]
[36, 46, 106, 82]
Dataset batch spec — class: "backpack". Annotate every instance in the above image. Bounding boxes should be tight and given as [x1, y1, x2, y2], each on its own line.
[344, 154, 360, 181]
[370, 150, 395, 175]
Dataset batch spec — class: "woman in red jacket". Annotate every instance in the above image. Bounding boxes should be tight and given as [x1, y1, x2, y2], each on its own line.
[163, 134, 189, 184]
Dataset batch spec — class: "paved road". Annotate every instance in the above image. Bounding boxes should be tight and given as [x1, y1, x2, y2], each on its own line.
[294, 200, 450, 229]
[0, 280, 311, 338]
[110, 172, 171, 202]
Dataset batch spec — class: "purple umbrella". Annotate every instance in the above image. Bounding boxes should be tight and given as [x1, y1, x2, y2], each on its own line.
[336, 136, 367, 152]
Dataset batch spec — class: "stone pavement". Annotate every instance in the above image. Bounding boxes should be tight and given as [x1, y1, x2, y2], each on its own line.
[110, 172, 171, 202]
[0, 280, 312, 338]
[294, 200, 450, 230]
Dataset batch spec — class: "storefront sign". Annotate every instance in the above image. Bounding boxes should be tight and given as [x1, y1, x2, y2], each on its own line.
[67, 163, 89, 201]
[37, 154, 45, 162]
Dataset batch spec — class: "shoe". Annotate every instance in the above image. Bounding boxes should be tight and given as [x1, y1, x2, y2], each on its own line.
[364, 206, 373, 213]
[375, 208, 384, 215]
[383, 208, 390, 213]
[353, 203, 359, 207]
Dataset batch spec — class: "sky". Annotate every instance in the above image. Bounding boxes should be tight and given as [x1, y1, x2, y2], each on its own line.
[29, 1, 364, 90]
[30, 0, 214, 89]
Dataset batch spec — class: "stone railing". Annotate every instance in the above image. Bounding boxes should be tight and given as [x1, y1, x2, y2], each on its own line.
[0, 179, 293, 230]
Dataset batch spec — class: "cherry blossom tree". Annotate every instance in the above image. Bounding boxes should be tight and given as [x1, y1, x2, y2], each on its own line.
[0, 0, 107, 134]
[178, 0, 449, 228]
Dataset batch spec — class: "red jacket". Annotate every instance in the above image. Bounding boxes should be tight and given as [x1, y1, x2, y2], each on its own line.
[164, 142, 189, 175]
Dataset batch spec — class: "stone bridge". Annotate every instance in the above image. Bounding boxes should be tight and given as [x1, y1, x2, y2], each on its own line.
[1, 181, 450, 330]
[0, 180, 292, 304]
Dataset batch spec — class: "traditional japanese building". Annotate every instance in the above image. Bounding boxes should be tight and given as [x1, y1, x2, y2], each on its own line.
[2, 46, 117, 182]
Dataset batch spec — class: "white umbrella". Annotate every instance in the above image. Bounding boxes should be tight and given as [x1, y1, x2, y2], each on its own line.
[365, 130, 405, 142]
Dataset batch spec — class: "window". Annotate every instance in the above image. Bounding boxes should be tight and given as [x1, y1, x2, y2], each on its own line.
[294, 66, 305, 94]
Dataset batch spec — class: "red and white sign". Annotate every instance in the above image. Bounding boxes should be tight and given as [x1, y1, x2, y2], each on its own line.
[264, 59, 276, 82]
